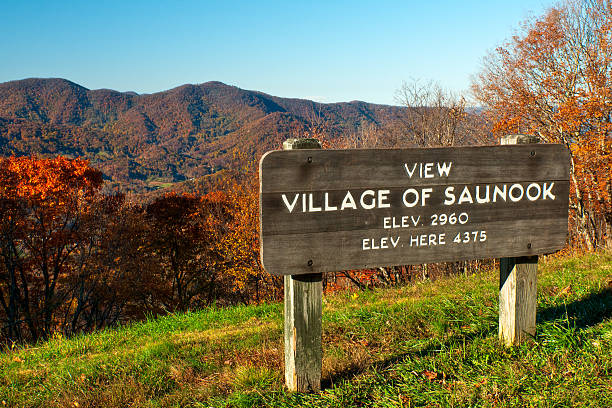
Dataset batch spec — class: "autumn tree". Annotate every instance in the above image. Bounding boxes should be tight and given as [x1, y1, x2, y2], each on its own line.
[145, 193, 228, 311]
[195, 158, 282, 304]
[472, 0, 612, 249]
[0, 157, 103, 342]
[217, 176, 282, 303]
[63, 194, 159, 333]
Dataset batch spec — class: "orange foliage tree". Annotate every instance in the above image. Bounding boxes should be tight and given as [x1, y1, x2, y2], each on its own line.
[0, 156, 103, 342]
[208, 171, 282, 303]
[145, 192, 241, 311]
[144, 171, 281, 309]
[472, 0, 612, 249]
[0, 153, 287, 343]
[66, 193, 160, 332]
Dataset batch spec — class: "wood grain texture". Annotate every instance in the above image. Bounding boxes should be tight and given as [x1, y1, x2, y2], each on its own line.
[499, 134, 539, 347]
[261, 182, 570, 236]
[284, 274, 322, 392]
[281, 137, 323, 393]
[260, 144, 570, 193]
[499, 256, 538, 345]
[260, 144, 570, 275]
[263, 218, 563, 274]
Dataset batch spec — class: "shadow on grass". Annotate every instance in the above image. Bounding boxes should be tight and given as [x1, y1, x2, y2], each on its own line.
[322, 324, 497, 389]
[537, 287, 612, 329]
[322, 287, 612, 390]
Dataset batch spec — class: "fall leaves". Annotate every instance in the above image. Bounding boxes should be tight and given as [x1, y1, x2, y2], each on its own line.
[0, 156, 274, 343]
[472, 0, 612, 250]
[0, 157, 104, 342]
[1, 156, 102, 202]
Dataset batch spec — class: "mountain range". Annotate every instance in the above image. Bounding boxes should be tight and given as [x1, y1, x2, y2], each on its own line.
[0, 78, 402, 192]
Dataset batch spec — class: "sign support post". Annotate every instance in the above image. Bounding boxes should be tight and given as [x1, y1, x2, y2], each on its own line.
[499, 134, 540, 345]
[282, 138, 323, 392]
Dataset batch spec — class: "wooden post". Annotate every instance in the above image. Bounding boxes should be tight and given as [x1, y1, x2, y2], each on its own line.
[282, 138, 323, 392]
[499, 134, 540, 345]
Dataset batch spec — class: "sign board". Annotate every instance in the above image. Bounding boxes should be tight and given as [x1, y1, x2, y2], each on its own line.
[259, 144, 569, 276]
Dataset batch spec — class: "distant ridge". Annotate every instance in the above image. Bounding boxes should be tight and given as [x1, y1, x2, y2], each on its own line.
[0, 78, 402, 192]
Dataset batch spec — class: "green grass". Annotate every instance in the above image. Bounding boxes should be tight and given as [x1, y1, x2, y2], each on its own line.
[1, 251, 611, 407]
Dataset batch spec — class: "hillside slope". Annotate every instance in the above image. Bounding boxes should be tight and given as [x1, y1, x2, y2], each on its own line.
[1, 251, 610, 407]
[0, 78, 402, 192]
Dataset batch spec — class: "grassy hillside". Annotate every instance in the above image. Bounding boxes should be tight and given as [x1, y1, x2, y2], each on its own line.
[1, 251, 610, 407]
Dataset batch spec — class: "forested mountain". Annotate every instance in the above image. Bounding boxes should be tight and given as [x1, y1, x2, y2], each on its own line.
[0, 78, 402, 192]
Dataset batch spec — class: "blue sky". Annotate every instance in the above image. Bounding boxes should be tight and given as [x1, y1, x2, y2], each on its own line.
[2, 0, 554, 105]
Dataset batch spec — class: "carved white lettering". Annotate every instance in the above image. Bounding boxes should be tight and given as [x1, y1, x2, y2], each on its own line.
[424, 162, 434, 178]
[404, 163, 417, 178]
[444, 186, 456, 205]
[282, 180, 557, 216]
[324, 193, 337, 211]
[398, 216, 408, 228]
[421, 188, 432, 206]
[410, 235, 419, 246]
[390, 236, 400, 247]
[526, 183, 541, 201]
[458, 186, 474, 204]
[383, 216, 410, 229]
[404, 162, 452, 178]
[543, 182, 555, 200]
[476, 185, 490, 204]
[402, 188, 432, 207]
[362, 238, 370, 250]
[493, 185, 507, 202]
[380, 237, 388, 249]
[409, 233, 446, 247]
[378, 190, 391, 208]
[402, 189, 419, 207]
[437, 162, 452, 177]
[362, 237, 400, 250]
[341, 191, 357, 210]
[308, 193, 322, 212]
[360, 190, 376, 210]
[282, 194, 299, 213]
[509, 184, 524, 202]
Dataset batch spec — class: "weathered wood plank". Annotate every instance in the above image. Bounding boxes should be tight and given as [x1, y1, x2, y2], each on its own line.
[263, 218, 565, 275]
[281, 138, 323, 393]
[260, 144, 570, 276]
[260, 144, 570, 193]
[499, 256, 538, 344]
[261, 182, 570, 236]
[499, 134, 539, 346]
[284, 273, 322, 392]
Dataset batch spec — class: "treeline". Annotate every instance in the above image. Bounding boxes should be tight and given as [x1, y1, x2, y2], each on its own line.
[0, 156, 281, 344]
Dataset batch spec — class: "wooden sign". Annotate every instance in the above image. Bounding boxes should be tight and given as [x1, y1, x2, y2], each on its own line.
[259, 144, 569, 276]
